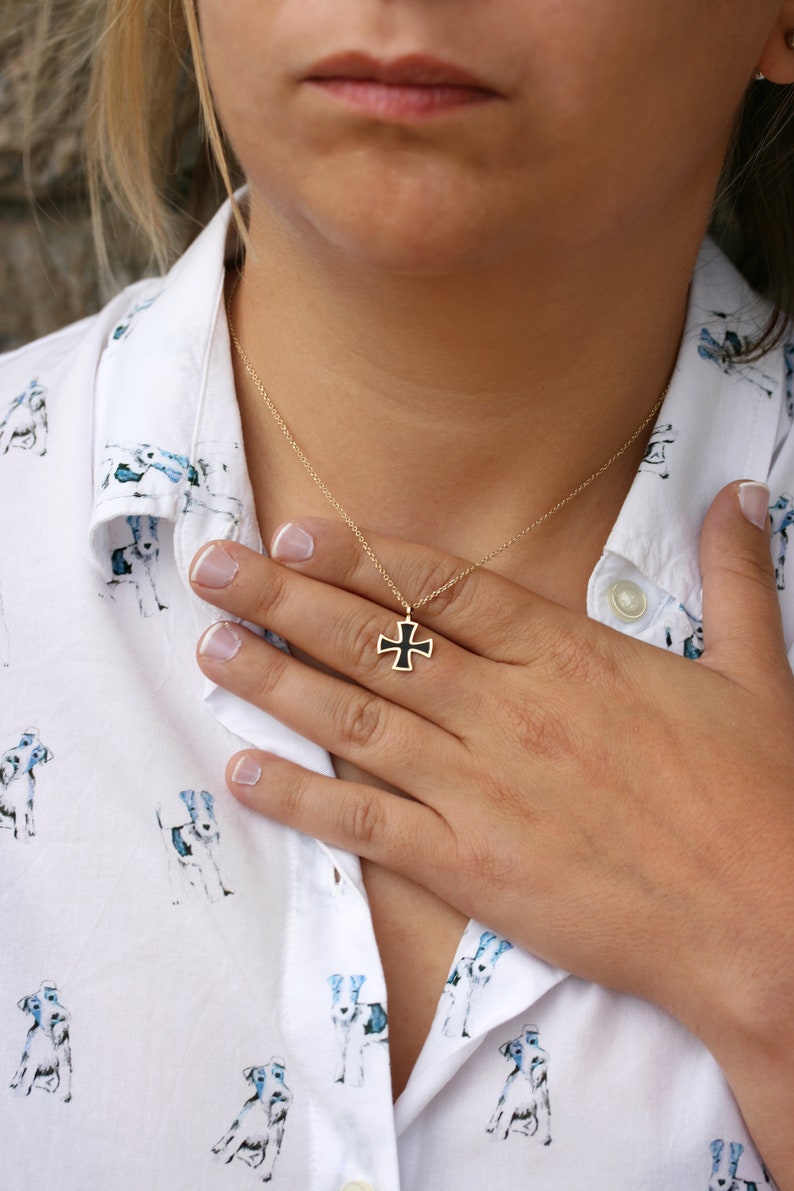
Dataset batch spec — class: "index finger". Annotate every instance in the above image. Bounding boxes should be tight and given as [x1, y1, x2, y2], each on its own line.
[269, 516, 581, 663]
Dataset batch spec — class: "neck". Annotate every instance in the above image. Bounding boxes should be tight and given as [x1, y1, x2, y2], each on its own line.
[231, 198, 702, 602]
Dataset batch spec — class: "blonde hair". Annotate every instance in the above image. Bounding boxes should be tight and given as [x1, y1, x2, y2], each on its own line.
[87, 0, 246, 274]
[20, 0, 241, 280]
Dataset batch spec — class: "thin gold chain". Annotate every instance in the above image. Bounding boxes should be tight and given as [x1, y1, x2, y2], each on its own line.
[226, 276, 667, 617]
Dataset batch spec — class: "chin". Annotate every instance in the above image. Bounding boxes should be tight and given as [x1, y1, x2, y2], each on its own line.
[257, 153, 518, 276]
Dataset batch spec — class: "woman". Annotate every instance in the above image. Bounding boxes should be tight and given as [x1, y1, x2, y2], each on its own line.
[2, 2, 794, 1187]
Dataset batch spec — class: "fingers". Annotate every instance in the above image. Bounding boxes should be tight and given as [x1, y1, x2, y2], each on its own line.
[191, 540, 487, 730]
[699, 480, 791, 688]
[227, 750, 452, 883]
[266, 516, 579, 662]
[197, 620, 459, 790]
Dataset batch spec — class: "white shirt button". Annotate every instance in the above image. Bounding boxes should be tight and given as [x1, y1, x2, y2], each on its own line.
[342, 1183, 376, 1191]
[606, 579, 648, 621]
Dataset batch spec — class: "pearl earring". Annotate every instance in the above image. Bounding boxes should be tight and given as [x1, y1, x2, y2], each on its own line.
[754, 69, 766, 80]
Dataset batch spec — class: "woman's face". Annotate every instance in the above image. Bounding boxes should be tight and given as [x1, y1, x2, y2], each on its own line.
[199, 0, 782, 274]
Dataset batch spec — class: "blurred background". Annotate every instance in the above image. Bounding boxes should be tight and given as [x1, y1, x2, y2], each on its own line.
[1, 12, 150, 350]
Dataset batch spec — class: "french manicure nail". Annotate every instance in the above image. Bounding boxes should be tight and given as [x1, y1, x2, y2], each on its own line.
[738, 481, 770, 530]
[271, 522, 315, 562]
[191, 543, 239, 588]
[232, 756, 262, 786]
[199, 622, 242, 661]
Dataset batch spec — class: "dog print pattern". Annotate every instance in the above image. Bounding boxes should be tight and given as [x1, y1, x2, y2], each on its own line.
[709, 1139, 770, 1190]
[108, 293, 162, 345]
[441, 930, 513, 1038]
[328, 974, 388, 1087]
[212, 1059, 292, 1182]
[769, 494, 794, 590]
[156, 789, 233, 904]
[639, 423, 679, 480]
[0, 380, 48, 456]
[697, 320, 776, 399]
[10, 982, 72, 1102]
[665, 605, 704, 660]
[487, 1024, 551, 1145]
[100, 441, 242, 526]
[107, 514, 167, 616]
[785, 343, 794, 420]
[0, 728, 53, 839]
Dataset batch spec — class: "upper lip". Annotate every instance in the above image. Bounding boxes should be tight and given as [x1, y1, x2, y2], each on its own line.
[303, 52, 499, 93]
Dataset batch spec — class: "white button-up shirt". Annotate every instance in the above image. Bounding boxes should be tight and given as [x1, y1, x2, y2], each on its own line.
[1, 202, 790, 1190]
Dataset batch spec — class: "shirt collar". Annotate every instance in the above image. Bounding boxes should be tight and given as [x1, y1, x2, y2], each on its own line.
[89, 201, 258, 585]
[89, 212, 786, 614]
[595, 239, 787, 619]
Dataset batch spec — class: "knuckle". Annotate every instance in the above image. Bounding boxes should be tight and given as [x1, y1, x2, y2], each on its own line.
[494, 688, 572, 762]
[278, 763, 311, 819]
[337, 605, 386, 680]
[336, 687, 389, 752]
[534, 620, 614, 686]
[454, 820, 519, 892]
[340, 788, 386, 846]
[413, 558, 475, 620]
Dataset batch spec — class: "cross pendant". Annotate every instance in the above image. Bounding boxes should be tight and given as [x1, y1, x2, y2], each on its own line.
[377, 613, 433, 672]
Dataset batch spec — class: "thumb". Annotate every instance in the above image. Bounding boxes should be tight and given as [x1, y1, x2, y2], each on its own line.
[699, 480, 788, 684]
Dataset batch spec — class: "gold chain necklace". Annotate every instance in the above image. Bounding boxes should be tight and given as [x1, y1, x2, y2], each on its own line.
[226, 277, 667, 672]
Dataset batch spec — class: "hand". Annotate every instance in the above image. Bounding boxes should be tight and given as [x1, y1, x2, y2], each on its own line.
[190, 481, 794, 1183]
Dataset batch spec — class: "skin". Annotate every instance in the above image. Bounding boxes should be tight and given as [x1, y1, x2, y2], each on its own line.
[193, 0, 794, 1181]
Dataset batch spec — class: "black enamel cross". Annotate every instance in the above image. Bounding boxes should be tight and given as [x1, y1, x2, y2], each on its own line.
[377, 615, 433, 672]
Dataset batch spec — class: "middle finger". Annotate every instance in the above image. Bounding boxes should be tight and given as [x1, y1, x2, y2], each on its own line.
[190, 540, 487, 732]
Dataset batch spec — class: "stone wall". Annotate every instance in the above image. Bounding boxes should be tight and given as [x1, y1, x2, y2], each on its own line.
[1, 16, 144, 352]
[0, 11, 210, 352]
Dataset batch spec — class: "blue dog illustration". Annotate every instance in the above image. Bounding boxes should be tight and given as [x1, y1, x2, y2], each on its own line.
[108, 514, 167, 616]
[0, 728, 53, 839]
[698, 321, 775, 398]
[212, 1059, 292, 1182]
[441, 930, 513, 1038]
[0, 379, 48, 455]
[665, 604, 704, 660]
[487, 1024, 551, 1145]
[109, 292, 161, 343]
[10, 982, 72, 1102]
[156, 789, 233, 903]
[769, 493, 794, 590]
[328, 974, 388, 1086]
[709, 1139, 765, 1191]
[100, 441, 242, 524]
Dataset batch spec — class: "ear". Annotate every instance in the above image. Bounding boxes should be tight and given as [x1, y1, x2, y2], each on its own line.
[756, 7, 794, 83]
[17, 996, 31, 1013]
[476, 930, 496, 956]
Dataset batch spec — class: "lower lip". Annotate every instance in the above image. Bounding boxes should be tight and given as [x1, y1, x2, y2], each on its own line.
[306, 78, 497, 119]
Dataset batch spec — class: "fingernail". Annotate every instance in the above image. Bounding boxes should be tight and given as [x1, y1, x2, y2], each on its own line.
[271, 522, 314, 562]
[232, 755, 262, 786]
[199, 622, 242, 661]
[191, 543, 239, 588]
[738, 481, 770, 530]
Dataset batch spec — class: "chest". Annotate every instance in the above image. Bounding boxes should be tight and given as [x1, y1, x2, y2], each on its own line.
[360, 854, 469, 1099]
